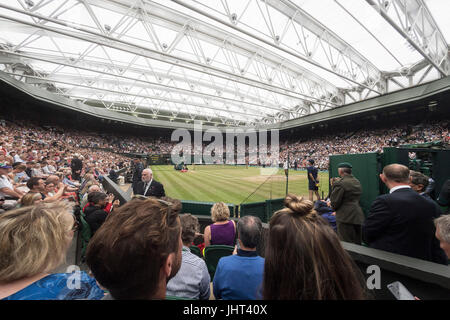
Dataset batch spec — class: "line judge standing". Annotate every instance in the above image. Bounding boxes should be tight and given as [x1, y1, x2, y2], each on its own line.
[134, 168, 165, 198]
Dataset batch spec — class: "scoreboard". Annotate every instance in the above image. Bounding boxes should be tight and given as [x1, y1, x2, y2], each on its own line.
[148, 154, 171, 165]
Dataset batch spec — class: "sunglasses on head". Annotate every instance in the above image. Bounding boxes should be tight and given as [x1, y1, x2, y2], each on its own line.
[131, 196, 173, 215]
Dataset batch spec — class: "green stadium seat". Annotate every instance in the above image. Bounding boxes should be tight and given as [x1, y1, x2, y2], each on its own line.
[189, 245, 203, 259]
[204, 245, 234, 280]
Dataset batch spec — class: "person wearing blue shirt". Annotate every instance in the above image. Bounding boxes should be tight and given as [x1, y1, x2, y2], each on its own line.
[213, 216, 264, 300]
[314, 200, 337, 232]
[0, 201, 104, 300]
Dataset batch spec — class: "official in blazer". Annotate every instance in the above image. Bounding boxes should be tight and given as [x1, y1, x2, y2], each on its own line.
[362, 164, 447, 265]
[330, 162, 365, 245]
[134, 168, 165, 198]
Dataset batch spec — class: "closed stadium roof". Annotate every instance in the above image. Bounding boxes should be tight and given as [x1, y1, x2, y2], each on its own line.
[0, 0, 449, 127]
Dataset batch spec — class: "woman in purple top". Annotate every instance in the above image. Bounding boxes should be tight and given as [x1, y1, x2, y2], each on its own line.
[204, 202, 236, 247]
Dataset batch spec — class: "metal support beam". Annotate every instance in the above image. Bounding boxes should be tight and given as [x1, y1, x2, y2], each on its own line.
[366, 0, 448, 77]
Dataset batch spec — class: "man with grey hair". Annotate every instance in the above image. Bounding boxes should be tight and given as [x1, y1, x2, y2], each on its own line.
[80, 184, 102, 208]
[134, 168, 165, 198]
[363, 164, 447, 264]
[435, 215, 450, 259]
[213, 215, 264, 300]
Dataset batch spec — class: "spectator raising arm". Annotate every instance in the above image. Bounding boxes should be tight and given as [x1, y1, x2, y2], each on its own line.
[43, 183, 67, 202]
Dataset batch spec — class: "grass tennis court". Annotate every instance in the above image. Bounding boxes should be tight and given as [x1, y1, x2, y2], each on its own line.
[151, 165, 329, 205]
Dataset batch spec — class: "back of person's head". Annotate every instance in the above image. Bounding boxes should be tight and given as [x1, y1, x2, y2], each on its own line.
[13, 163, 26, 171]
[263, 194, 366, 300]
[87, 191, 107, 205]
[383, 164, 410, 183]
[26, 177, 41, 190]
[308, 159, 314, 165]
[47, 175, 60, 184]
[21, 192, 42, 206]
[86, 198, 182, 299]
[409, 171, 429, 192]
[211, 202, 230, 222]
[83, 173, 94, 181]
[0, 201, 75, 282]
[313, 200, 332, 214]
[237, 216, 262, 249]
[179, 214, 200, 245]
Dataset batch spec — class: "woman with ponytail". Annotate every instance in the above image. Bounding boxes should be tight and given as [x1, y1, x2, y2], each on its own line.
[263, 194, 367, 300]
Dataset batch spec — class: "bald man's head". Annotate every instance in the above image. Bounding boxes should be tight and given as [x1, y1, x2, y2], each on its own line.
[382, 164, 410, 184]
[88, 184, 101, 193]
[46, 175, 60, 184]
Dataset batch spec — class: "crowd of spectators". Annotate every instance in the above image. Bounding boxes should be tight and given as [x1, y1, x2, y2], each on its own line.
[0, 115, 449, 301]
[1, 118, 448, 172]
[280, 120, 449, 169]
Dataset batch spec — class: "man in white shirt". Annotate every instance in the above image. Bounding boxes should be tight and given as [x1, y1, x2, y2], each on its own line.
[10, 151, 24, 163]
[42, 161, 55, 175]
[0, 163, 24, 200]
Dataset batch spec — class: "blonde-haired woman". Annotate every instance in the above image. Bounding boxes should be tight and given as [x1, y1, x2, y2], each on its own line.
[0, 201, 104, 300]
[20, 192, 43, 207]
[204, 202, 236, 247]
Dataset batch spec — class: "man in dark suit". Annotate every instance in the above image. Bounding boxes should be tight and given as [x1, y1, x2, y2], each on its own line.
[71, 154, 83, 182]
[330, 162, 365, 245]
[134, 168, 165, 198]
[363, 164, 447, 265]
[132, 159, 144, 194]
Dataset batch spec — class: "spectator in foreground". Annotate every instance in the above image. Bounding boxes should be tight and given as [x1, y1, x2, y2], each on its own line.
[363, 164, 447, 264]
[434, 215, 450, 259]
[166, 213, 210, 300]
[213, 215, 264, 300]
[20, 192, 43, 207]
[0, 201, 104, 300]
[86, 198, 182, 300]
[263, 194, 366, 300]
[204, 202, 236, 247]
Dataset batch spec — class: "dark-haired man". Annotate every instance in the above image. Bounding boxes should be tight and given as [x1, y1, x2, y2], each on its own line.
[86, 197, 182, 299]
[83, 192, 109, 235]
[330, 162, 364, 245]
[363, 164, 447, 264]
[307, 159, 320, 202]
[131, 158, 144, 194]
[213, 215, 264, 300]
[409, 170, 431, 200]
[166, 214, 210, 300]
